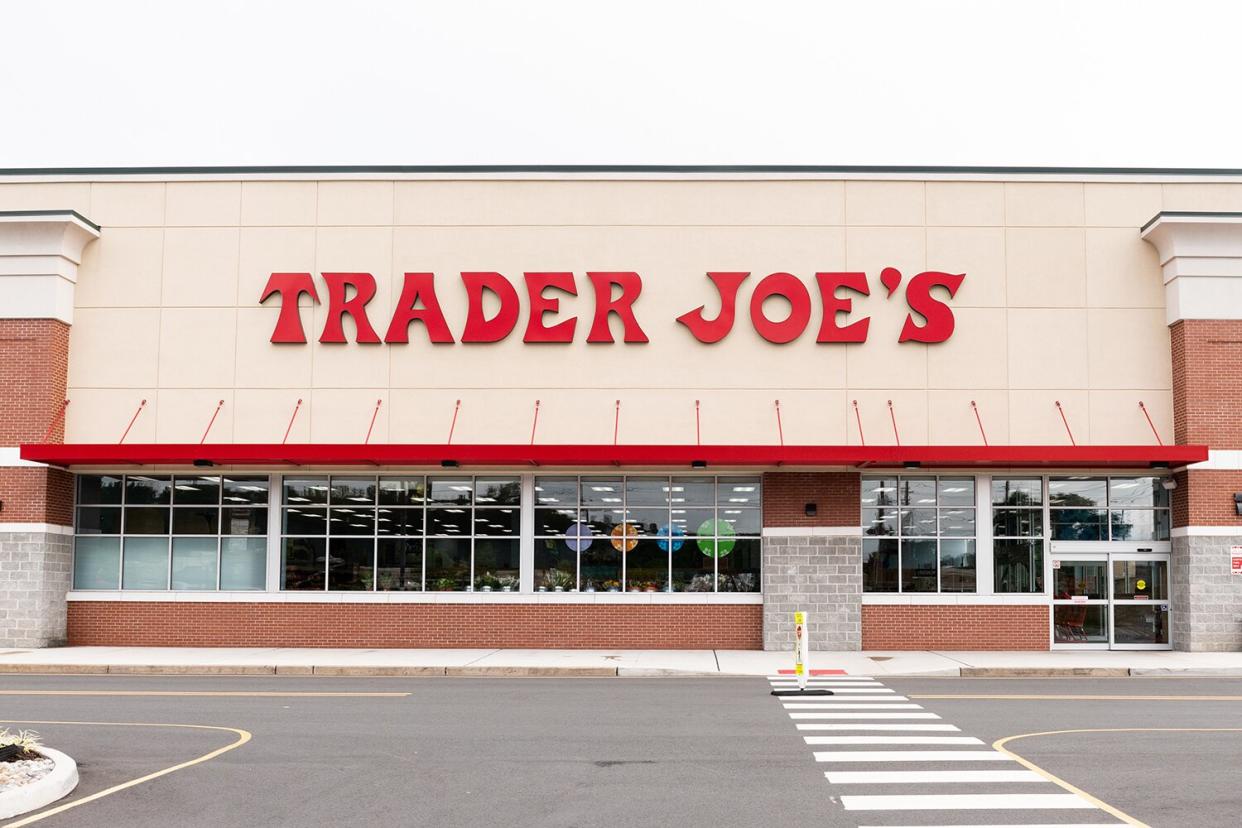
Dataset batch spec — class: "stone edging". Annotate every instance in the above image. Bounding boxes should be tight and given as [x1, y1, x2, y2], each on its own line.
[0, 747, 79, 820]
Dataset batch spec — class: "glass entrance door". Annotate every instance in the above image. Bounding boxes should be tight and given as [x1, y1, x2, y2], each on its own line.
[1051, 551, 1171, 649]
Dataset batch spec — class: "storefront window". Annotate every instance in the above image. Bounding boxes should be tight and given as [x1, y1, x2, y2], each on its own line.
[993, 477, 1044, 593]
[533, 475, 761, 592]
[862, 476, 976, 593]
[1049, 477, 1170, 541]
[281, 475, 519, 592]
[72, 474, 270, 590]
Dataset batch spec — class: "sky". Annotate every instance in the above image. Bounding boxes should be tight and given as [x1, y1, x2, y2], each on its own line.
[2, 0, 1238, 168]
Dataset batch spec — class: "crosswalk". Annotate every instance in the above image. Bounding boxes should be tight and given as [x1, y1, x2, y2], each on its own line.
[767, 675, 1127, 827]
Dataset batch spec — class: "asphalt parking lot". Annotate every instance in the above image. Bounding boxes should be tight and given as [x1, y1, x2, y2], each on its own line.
[0, 675, 1239, 827]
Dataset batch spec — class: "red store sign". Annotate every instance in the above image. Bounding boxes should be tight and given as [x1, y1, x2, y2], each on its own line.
[260, 268, 965, 346]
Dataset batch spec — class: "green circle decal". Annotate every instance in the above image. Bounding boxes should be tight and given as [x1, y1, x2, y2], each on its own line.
[696, 518, 736, 557]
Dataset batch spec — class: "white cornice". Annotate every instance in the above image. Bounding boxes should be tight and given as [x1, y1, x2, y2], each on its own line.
[0, 211, 100, 324]
[1141, 212, 1242, 324]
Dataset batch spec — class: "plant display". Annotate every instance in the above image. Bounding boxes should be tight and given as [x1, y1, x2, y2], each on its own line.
[431, 577, 458, 591]
[0, 728, 42, 761]
[539, 568, 575, 590]
[497, 576, 519, 591]
[475, 571, 503, 590]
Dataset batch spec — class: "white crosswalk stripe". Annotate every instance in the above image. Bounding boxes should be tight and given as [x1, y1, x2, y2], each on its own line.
[766, 675, 876, 681]
[768, 675, 1124, 826]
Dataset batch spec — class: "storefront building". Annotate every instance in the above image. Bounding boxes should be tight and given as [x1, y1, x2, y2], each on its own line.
[1, 166, 1239, 652]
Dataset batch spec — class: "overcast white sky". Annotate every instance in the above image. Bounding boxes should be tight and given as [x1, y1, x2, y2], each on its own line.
[2, 0, 1238, 168]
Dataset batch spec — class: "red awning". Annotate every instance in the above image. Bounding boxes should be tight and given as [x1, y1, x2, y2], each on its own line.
[18, 443, 1208, 469]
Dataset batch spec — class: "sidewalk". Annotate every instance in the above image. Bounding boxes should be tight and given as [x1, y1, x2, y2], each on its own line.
[1, 647, 1241, 677]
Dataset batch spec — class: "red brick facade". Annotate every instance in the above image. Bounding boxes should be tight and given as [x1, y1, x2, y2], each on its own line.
[763, 472, 859, 526]
[67, 602, 763, 649]
[1170, 319, 1242, 449]
[862, 604, 1049, 650]
[0, 467, 73, 524]
[0, 319, 69, 445]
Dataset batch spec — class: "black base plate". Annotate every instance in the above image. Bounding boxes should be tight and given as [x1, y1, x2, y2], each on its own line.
[770, 689, 834, 696]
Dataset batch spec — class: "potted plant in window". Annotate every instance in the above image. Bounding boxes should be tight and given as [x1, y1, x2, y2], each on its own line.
[498, 575, 518, 592]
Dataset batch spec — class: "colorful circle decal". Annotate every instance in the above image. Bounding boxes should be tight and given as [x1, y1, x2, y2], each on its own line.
[610, 523, 637, 552]
[657, 525, 686, 552]
[696, 518, 736, 557]
[562, 521, 593, 553]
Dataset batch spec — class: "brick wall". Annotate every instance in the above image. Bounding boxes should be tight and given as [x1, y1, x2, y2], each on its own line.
[0, 467, 73, 524]
[1171, 320, 1242, 448]
[861, 604, 1049, 650]
[0, 319, 69, 445]
[763, 472, 860, 526]
[66, 602, 764, 649]
[1172, 469, 1242, 529]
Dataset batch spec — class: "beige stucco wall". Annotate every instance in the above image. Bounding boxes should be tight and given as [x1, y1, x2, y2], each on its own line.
[2, 175, 1228, 447]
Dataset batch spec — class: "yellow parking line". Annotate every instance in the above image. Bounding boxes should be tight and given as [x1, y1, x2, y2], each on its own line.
[0, 690, 408, 697]
[994, 727, 1242, 828]
[0, 720, 252, 827]
[912, 694, 1242, 701]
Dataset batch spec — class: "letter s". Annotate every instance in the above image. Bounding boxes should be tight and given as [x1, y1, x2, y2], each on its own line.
[899, 271, 965, 343]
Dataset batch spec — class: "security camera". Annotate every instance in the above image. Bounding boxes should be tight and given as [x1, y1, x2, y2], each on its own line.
[1161, 478, 1177, 491]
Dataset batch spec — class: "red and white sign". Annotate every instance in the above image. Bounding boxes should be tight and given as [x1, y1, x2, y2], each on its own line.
[1231, 546, 1242, 575]
[259, 268, 965, 346]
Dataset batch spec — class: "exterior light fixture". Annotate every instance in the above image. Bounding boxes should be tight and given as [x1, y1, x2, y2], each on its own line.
[804, 502, 817, 517]
[1235, 493, 1242, 517]
[691, 460, 707, 469]
[192, 458, 214, 468]
[441, 460, 459, 468]
[1161, 478, 1177, 491]
[903, 461, 920, 469]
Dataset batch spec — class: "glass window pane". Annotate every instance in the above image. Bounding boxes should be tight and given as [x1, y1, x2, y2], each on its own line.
[76, 507, 121, 535]
[901, 539, 938, 592]
[328, 508, 375, 535]
[172, 476, 220, 505]
[222, 508, 268, 536]
[474, 478, 520, 505]
[1114, 604, 1169, 645]
[377, 538, 422, 591]
[936, 478, 975, 507]
[1054, 604, 1109, 643]
[717, 477, 760, 507]
[670, 532, 713, 592]
[1053, 560, 1107, 600]
[124, 507, 170, 535]
[428, 478, 473, 505]
[535, 538, 578, 592]
[284, 477, 329, 505]
[939, 539, 976, 593]
[718, 508, 761, 536]
[672, 477, 714, 506]
[282, 537, 325, 590]
[625, 477, 670, 507]
[1109, 477, 1167, 509]
[473, 539, 520, 591]
[899, 479, 936, 507]
[579, 538, 621, 592]
[535, 508, 577, 535]
[220, 538, 266, 590]
[426, 538, 471, 590]
[862, 538, 898, 592]
[626, 508, 668, 537]
[377, 508, 423, 536]
[328, 537, 373, 590]
[992, 477, 1042, 506]
[993, 508, 1042, 538]
[378, 477, 425, 506]
[426, 508, 471, 535]
[584, 508, 624, 536]
[171, 537, 218, 590]
[122, 537, 169, 589]
[580, 478, 623, 507]
[861, 477, 898, 507]
[938, 508, 975, 537]
[862, 509, 898, 537]
[1050, 508, 1107, 541]
[901, 509, 938, 537]
[331, 476, 376, 505]
[627, 539, 669, 591]
[675, 507, 715, 537]
[717, 537, 761, 592]
[1049, 477, 1106, 508]
[1113, 560, 1169, 601]
[172, 507, 219, 535]
[474, 507, 519, 537]
[1110, 510, 1170, 542]
[73, 537, 120, 589]
[125, 475, 172, 505]
[283, 508, 327, 535]
[78, 474, 122, 505]
[534, 477, 578, 506]
[994, 539, 1044, 593]
[222, 476, 269, 505]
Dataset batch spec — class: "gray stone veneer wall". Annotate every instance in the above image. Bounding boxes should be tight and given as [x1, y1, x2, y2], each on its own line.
[0, 529, 72, 648]
[762, 532, 861, 651]
[1172, 534, 1242, 652]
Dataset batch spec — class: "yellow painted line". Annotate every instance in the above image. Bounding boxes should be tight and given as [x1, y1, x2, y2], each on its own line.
[0, 719, 252, 827]
[995, 727, 1242, 828]
[912, 694, 1242, 701]
[0, 690, 409, 698]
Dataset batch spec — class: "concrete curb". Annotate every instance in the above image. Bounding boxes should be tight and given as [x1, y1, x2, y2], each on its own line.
[960, 667, 1131, 678]
[0, 747, 79, 820]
